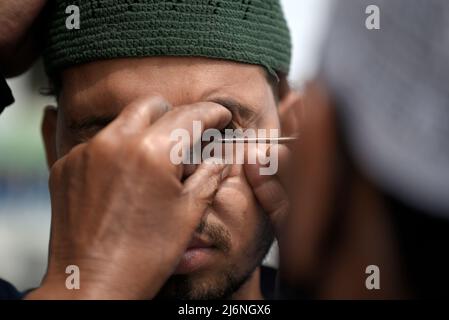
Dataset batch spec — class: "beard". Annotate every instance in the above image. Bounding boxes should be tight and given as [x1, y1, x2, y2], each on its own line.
[156, 264, 252, 300]
[155, 212, 274, 300]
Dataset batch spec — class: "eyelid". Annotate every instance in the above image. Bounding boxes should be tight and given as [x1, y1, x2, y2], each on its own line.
[221, 122, 254, 140]
[68, 115, 115, 132]
[210, 97, 258, 125]
[220, 120, 240, 133]
[73, 128, 100, 144]
[225, 111, 257, 132]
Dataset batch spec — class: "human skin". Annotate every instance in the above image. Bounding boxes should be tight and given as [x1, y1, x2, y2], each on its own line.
[265, 82, 408, 299]
[30, 57, 300, 299]
[0, 0, 47, 76]
[27, 94, 234, 299]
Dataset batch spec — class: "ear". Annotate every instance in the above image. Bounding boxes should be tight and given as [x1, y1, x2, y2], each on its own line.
[277, 80, 303, 137]
[41, 105, 58, 168]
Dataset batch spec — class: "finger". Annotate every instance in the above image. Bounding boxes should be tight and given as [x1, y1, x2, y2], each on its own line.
[267, 144, 293, 187]
[139, 102, 231, 178]
[244, 143, 292, 189]
[182, 158, 231, 220]
[98, 95, 171, 138]
[249, 174, 289, 237]
[148, 102, 232, 146]
[244, 145, 291, 236]
[281, 81, 339, 280]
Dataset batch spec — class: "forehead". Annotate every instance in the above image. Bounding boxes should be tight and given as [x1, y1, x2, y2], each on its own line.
[59, 57, 275, 120]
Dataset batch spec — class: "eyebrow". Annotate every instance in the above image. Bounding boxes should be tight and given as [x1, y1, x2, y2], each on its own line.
[209, 97, 259, 124]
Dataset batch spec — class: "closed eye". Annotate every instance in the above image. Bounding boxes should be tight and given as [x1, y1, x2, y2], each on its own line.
[68, 114, 115, 143]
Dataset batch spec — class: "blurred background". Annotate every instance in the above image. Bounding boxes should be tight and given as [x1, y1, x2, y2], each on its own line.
[0, 0, 332, 290]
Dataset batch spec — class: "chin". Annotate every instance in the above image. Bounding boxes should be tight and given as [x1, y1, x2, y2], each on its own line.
[155, 266, 252, 300]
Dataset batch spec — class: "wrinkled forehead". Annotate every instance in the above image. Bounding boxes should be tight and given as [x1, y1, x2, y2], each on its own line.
[58, 56, 276, 121]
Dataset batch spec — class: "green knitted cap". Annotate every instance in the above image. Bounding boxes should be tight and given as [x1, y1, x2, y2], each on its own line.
[43, 0, 291, 77]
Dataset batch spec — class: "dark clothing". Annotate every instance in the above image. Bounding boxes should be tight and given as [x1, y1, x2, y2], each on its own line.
[387, 194, 449, 298]
[261, 266, 277, 299]
[276, 191, 449, 299]
[0, 75, 14, 114]
[0, 279, 22, 300]
[0, 266, 277, 300]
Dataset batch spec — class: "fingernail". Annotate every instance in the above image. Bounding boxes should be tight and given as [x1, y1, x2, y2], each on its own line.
[221, 165, 231, 180]
[266, 144, 279, 157]
[163, 102, 172, 112]
[256, 147, 269, 167]
[266, 145, 272, 157]
[204, 157, 224, 165]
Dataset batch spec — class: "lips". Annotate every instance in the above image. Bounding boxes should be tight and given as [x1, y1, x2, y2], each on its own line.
[173, 235, 217, 274]
[186, 236, 213, 250]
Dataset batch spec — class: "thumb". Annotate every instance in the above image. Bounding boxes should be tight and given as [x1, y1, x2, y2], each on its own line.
[244, 145, 292, 238]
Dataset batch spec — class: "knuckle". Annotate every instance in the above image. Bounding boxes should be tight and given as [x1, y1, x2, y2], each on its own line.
[193, 102, 230, 123]
[133, 137, 161, 166]
[89, 134, 116, 157]
[65, 143, 85, 164]
[167, 105, 184, 117]
[188, 102, 210, 115]
[147, 95, 171, 110]
[48, 158, 65, 188]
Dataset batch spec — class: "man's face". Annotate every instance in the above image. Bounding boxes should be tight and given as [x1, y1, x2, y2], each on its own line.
[46, 57, 280, 299]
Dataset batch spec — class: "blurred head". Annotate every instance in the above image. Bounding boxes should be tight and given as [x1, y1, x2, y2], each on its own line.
[280, 0, 449, 299]
[40, 0, 298, 299]
[320, 0, 449, 216]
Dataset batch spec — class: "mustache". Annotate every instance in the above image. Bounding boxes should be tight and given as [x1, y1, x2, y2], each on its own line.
[196, 219, 231, 253]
